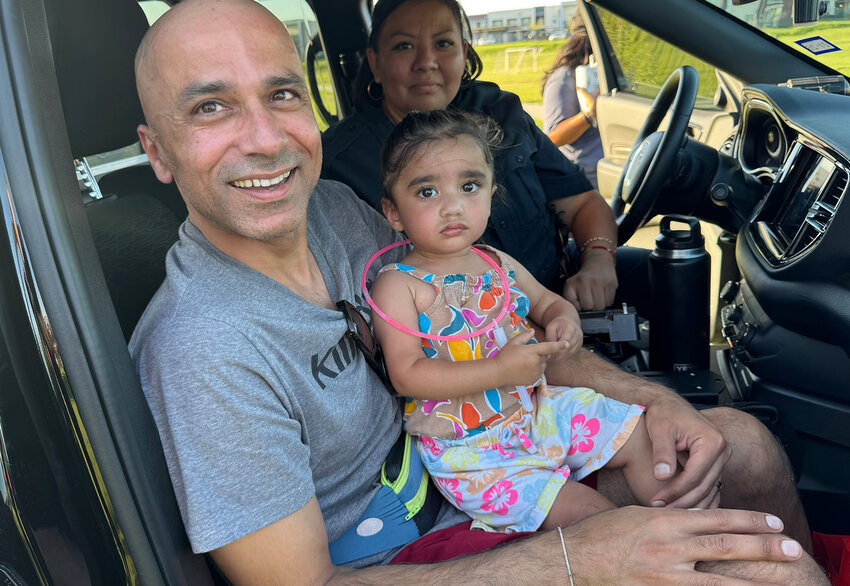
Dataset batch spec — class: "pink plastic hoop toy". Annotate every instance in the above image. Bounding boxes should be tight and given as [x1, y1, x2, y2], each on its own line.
[362, 240, 510, 341]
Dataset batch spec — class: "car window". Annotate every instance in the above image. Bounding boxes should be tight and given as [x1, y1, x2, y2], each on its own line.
[138, 0, 338, 130]
[595, 5, 720, 110]
[463, 2, 722, 130]
[705, 0, 850, 77]
[465, 4, 580, 128]
[260, 0, 338, 128]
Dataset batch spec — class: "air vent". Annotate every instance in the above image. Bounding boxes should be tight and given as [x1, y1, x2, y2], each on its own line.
[820, 170, 847, 211]
[784, 167, 848, 260]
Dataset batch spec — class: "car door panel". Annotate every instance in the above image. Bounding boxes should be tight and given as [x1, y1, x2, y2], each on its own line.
[595, 91, 734, 199]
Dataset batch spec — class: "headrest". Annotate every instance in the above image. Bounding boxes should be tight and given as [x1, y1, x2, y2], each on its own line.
[46, 0, 149, 159]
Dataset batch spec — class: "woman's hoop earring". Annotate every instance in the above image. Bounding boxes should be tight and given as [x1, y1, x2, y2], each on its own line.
[367, 80, 384, 101]
[460, 68, 472, 87]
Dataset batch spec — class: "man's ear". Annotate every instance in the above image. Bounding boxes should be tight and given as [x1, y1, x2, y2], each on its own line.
[381, 197, 405, 232]
[366, 48, 380, 84]
[137, 124, 174, 184]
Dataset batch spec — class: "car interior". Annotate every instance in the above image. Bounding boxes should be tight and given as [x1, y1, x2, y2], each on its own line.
[1, 0, 849, 583]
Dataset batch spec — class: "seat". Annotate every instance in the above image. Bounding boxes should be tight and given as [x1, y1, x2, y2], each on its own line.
[47, 0, 186, 341]
[43, 0, 219, 584]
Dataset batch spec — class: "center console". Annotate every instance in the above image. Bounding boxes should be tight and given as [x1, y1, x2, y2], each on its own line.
[749, 140, 848, 266]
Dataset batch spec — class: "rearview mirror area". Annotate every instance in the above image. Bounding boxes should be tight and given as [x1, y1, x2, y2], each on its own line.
[793, 0, 825, 24]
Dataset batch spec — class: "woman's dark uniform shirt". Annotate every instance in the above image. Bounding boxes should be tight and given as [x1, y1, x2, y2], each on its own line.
[321, 80, 592, 292]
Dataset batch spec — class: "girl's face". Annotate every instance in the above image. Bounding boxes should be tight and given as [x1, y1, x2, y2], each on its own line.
[367, 0, 467, 124]
[382, 135, 495, 257]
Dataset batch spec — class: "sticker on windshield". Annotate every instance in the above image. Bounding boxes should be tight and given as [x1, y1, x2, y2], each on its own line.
[795, 36, 841, 55]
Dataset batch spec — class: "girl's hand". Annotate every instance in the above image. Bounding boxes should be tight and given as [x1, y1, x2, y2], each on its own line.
[493, 330, 568, 386]
[544, 315, 583, 358]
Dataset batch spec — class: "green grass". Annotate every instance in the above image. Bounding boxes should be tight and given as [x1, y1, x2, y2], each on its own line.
[473, 40, 564, 105]
[472, 35, 720, 113]
[769, 19, 850, 74]
[309, 18, 850, 132]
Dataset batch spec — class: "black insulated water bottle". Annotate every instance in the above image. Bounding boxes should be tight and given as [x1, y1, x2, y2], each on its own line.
[648, 215, 710, 372]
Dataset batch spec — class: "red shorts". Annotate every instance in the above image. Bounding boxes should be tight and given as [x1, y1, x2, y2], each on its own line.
[390, 472, 597, 564]
[389, 521, 532, 564]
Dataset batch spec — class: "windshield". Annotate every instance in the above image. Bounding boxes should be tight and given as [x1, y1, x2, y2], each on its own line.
[706, 0, 850, 76]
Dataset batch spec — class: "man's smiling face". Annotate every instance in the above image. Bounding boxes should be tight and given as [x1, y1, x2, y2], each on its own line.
[136, 0, 322, 247]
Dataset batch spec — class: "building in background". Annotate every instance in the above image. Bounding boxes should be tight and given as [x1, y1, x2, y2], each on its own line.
[468, 1, 578, 45]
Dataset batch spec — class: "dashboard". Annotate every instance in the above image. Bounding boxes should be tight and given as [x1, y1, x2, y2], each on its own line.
[719, 84, 850, 401]
[715, 86, 850, 503]
[737, 87, 850, 268]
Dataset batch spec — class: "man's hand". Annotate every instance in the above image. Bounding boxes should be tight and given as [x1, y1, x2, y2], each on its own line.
[544, 315, 582, 359]
[493, 330, 566, 387]
[562, 252, 617, 311]
[544, 348, 730, 508]
[564, 506, 821, 586]
[644, 393, 732, 509]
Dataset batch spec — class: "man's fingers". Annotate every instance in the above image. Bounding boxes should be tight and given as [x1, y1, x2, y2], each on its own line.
[654, 440, 729, 508]
[647, 426, 678, 502]
[690, 574, 778, 586]
[688, 533, 802, 563]
[675, 509, 785, 535]
[664, 455, 726, 509]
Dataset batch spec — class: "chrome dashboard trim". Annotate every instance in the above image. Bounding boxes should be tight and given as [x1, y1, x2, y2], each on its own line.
[750, 137, 848, 266]
[737, 97, 788, 176]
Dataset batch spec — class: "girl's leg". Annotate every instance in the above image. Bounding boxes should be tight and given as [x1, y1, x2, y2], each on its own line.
[540, 480, 616, 530]
[605, 414, 678, 506]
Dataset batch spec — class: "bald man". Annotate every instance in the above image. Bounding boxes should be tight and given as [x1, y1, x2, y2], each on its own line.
[129, 1, 827, 584]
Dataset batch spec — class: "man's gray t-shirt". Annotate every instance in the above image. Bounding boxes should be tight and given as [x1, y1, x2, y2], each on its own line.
[129, 179, 465, 565]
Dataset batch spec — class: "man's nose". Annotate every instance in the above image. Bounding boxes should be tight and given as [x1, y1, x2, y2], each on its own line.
[239, 104, 286, 155]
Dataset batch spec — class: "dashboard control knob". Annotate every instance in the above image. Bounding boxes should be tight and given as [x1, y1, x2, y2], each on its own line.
[726, 305, 743, 323]
[737, 323, 756, 346]
[710, 183, 733, 204]
[719, 281, 739, 303]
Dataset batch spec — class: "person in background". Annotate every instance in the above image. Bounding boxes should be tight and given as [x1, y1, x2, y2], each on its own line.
[542, 15, 604, 190]
[321, 0, 625, 313]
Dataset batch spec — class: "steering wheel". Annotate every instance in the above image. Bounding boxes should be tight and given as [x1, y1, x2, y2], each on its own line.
[611, 65, 699, 244]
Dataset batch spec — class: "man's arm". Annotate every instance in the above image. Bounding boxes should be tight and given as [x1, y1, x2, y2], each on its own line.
[211, 502, 820, 586]
[546, 348, 731, 508]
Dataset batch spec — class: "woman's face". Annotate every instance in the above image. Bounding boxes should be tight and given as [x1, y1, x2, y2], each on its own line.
[367, 0, 467, 124]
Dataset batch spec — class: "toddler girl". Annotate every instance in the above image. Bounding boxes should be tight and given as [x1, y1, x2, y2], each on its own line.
[367, 109, 675, 532]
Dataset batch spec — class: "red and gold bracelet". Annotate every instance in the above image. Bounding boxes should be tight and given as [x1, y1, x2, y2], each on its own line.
[581, 244, 616, 264]
[580, 236, 616, 251]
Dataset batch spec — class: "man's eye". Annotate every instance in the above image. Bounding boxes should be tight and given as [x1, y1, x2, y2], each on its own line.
[196, 101, 221, 114]
[462, 181, 480, 193]
[418, 186, 437, 199]
[272, 89, 296, 101]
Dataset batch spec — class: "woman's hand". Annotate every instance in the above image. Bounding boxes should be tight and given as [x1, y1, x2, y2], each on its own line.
[562, 250, 617, 311]
[576, 87, 599, 122]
